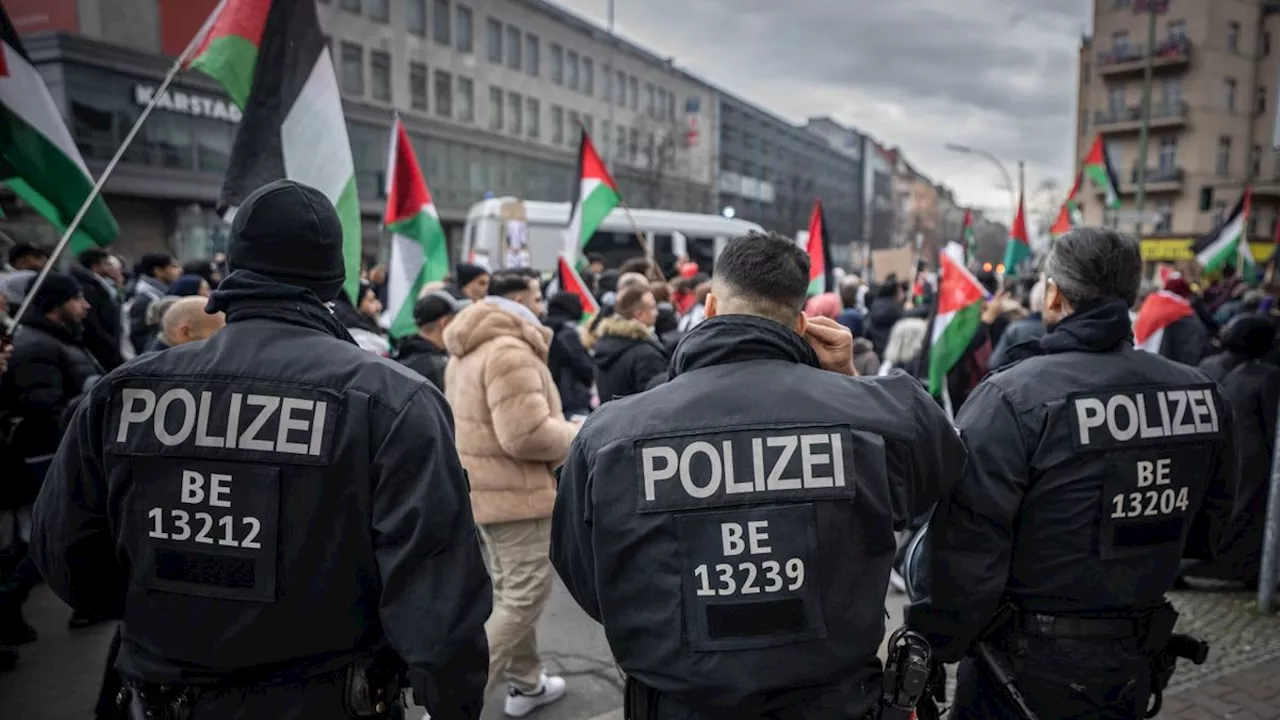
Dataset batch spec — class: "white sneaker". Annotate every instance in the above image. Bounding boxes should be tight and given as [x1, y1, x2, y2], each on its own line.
[889, 569, 907, 594]
[503, 673, 567, 717]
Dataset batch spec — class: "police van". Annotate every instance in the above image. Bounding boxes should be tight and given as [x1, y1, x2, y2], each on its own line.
[462, 197, 764, 273]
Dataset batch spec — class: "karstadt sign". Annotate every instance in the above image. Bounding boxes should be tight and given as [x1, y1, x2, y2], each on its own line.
[133, 85, 242, 124]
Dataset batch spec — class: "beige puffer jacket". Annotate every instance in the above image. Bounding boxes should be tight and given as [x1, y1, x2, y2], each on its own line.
[443, 300, 577, 525]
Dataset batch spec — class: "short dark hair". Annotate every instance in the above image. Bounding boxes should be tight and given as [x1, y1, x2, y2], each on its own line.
[619, 257, 654, 277]
[9, 243, 49, 267]
[586, 252, 605, 265]
[138, 252, 176, 277]
[78, 248, 111, 269]
[615, 285, 653, 319]
[839, 282, 859, 309]
[183, 259, 217, 282]
[489, 271, 537, 298]
[1045, 227, 1143, 307]
[711, 232, 809, 324]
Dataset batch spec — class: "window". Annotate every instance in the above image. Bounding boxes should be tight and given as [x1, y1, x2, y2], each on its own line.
[603, 64, 612, 98]
[646, 83, 655, 116]
[456, 77, 474, 122]
[1224, 77, 1237, 112]
[1199, 187, 1214, 211]
[601, 120, 610, 150]
[407, 0, 426, 36]
[526, 34, 539, 75]
[340, 42, 364, 96]
[1228, 21, 1241, 53]
[369, 0, 389, 22]
[434, 70, 452, 118]
[568, 110, 580, 144]
[489, 86, 504, 131]
[584, 114, 593, 137]
[616, 70, 626, 104]
[410, 63, 428, 110]
[1250, 213, 1260, 238]
[567, 50, 579, 91]
[1259, 86, 1268, 115]
[507, 91, 522, 135]
[456, 5, 472, 52]
[628, 127, 638, 162]
[583, 58, 594, 95]
[1108, 86, 1125, 116]
[340, 0, 361, 13]
[1154, 202, 1172, 233]
[526, 97, 539, 139]
[616, 124, 626, 159]
[550, 44, 563, 85]
[1112, 31, 1130, 53]
[628, 76, 638, 109]
[371, 51, 392, 102]
[1253, 144, 1263, 178]
[1217, 136, 1232, 176]
[1162, 78, 1181, 110]
[1167, 21, 1186, 42]
[433, 0, 451, 44]
[486, 18, 502, 63]
[551, 105, 564, 145]
[506, 26, 521, 70]
[1157, 135, 1176, 171]
[645, 131, 655, 160]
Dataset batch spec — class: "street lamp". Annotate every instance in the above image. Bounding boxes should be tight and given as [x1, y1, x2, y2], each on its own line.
[944, 143, 1017, 221]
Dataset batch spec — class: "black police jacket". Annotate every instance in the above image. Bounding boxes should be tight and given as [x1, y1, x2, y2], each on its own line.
[30, 273, 491, 720]
[551, 314, 967, 718]
[907, 299, 1240, 663]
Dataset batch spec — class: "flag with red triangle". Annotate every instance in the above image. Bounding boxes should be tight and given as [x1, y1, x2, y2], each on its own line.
[927, 248, 988, 398]
[806, 198, 835, 295]
[382, 116, 449, 338]
[1134, 290, 1194, 354]
[1003, 192, 1032, 275]
[556, 253, 600, 321]
[563, 126, 621, 264]
[1083, 135, 1121, 209]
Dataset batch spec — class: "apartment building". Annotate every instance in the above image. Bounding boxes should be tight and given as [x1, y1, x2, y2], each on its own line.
[1076, 0, 1280, 265]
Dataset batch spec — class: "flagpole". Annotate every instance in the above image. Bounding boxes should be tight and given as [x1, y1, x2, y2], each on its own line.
[617, 199, 654, 264]
[10, 8, 218, 329]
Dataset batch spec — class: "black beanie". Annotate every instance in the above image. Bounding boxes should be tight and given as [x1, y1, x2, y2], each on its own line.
[29, 272, 84, 314]
[1223, 314, 1277, 359]
[227, 179, 346, 301]
[454, 263, 489, 290]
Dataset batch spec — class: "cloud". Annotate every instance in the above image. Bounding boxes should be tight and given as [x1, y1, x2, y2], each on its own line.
[552, 0, 1090, 220]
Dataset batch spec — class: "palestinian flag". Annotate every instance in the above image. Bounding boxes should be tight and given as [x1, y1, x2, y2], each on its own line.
[563, 127, 620, 264]
[960, 209, 976, 260]
[927, 248, 988, 398]
[1193, 189, 1253, 273]
[1003, 191, 1031, 275]
[806, 198, 835, 295]
[0, 6, 118, 252]
[1134, 290, 1194, 354]
[194, 0, 363, 303]
[383, 116, 448, 339]
[1083, 135, 1121, 209]
[1051, 171, 1082, 240]
[555, 253, 600, 322]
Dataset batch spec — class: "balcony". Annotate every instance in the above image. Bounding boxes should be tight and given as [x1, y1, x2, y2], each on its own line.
[1094, 101, 1188, 134]
[1097, 37, 1191, 78]
[1094, 166, 1185, 196]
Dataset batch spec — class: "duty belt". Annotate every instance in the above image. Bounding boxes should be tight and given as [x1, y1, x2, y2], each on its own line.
[1020, 613, 1144, 640]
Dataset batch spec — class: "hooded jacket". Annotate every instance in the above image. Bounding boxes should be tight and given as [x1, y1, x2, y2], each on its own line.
[71, 264, 124, 371]
[593, 315, 668, 403]
[544, 302, 596, 415]
[552, 314, 965, 718]
[29, 271, 490, 719]
[443, 299, 576, 525]
[397, 335, 450, 392]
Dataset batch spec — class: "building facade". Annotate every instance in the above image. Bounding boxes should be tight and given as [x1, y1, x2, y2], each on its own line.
[1076, 0, 1280, 265]
[862, 138, 896, 250]
[5, 0, 718, 264]
[715, 95, 864, 267]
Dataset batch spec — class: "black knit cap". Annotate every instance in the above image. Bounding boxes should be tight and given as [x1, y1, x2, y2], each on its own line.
[227, 179, 345, 300]
[28, 271, 84, 314]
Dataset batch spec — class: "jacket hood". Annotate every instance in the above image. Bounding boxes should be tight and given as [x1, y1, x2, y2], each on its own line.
[594, 316, 655, 371]
[669, 314, 819, 378]
[444, 298, 552, 359]
[397, 334, 448, 359]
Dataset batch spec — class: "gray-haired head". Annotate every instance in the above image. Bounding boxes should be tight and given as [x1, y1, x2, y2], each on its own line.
[1043, 227, 1143, 309]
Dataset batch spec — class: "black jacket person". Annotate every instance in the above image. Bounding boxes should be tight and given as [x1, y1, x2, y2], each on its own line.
[907, 227, 1239, 720]
[551, 231, 966, 719]
[30, 180, 491, 720]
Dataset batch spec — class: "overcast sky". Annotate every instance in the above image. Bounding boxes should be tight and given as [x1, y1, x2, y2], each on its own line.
[554, 0, 1092, 221]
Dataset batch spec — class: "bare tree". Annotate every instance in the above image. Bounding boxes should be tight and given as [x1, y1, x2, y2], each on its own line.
[634, 116, 688, 208]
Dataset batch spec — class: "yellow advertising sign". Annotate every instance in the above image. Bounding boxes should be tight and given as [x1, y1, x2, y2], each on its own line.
[1140, 238, 1274, 263]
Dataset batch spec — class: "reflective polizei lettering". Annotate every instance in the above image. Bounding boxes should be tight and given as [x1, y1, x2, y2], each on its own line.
[1073, 388, 1219, 447]
[115, 387, 329, 457]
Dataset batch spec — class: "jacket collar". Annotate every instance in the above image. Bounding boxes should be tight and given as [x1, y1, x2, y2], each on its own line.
[669, 314, 820, 378]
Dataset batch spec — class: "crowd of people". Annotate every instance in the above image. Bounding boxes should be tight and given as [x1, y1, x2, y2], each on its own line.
[1, 205, 1279, 718]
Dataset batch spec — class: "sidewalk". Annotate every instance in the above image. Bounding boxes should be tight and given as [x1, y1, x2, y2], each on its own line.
[1160, 656, 1280, 719]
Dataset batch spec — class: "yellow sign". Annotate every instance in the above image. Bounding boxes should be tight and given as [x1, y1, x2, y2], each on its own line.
[1140, 238, 1274, 262]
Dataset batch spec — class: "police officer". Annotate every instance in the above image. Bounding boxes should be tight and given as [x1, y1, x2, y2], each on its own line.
[550, 231, 967, 719]
[30, 180, 492, 720]
[906, 227, 1239, 719]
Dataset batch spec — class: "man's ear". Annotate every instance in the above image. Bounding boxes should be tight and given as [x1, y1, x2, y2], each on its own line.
[705, 293, 719, 318]
[794, 311, 808, 335]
